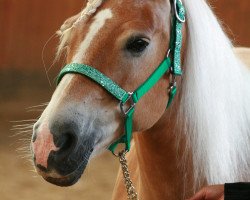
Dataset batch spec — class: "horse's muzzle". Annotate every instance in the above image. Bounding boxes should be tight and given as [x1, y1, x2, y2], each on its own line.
[31, 120, 94, 186]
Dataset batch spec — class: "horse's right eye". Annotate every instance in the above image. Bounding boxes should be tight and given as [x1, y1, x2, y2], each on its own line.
[126, 37, 149, 56]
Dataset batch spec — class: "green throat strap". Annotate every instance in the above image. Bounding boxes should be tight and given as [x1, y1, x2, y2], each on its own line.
[56, 0, 186, 155]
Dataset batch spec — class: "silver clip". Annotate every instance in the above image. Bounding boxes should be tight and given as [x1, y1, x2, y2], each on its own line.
[120, 92, 136, 116]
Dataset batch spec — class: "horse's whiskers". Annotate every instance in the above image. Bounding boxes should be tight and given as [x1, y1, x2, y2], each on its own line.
[15, 139, 30, 144]
[11, 129, 33, 135]
[27, 109, 45, 112]
[11, 130, 32, 136]
[16, 151, 32, 162]
[29, 167, 37, 173]
[17, 138, 32, 142]
[14, 130, 32, 133]
[11, 134, 30, 139]
[11, 115, 40, 164]
[19, 155, 32, 159]
[13, 118, 35, 170]
[12, 123, 33, 127]
[11, 126, 33, 131]
[17, 146, 31, 151]
[26, 102, 48, 110]
[10, 119, 37, 123]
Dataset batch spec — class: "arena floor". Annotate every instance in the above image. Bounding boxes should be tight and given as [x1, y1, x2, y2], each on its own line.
[0, 70, 119, 200]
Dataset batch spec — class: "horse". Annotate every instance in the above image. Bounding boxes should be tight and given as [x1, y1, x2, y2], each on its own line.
[30, 0, 250, 199]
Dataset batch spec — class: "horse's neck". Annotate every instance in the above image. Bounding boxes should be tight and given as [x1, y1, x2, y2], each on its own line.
[112, 103, 196, 200]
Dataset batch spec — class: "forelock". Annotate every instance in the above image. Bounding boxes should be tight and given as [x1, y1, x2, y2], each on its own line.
[56, 0, 105, 60]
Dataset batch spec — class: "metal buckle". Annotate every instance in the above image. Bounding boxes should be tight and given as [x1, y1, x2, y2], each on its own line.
[174, 0, 186, 23]
[169, 81, 176, 93]
[112, 149, 129, 157]
[120, 92, 136, 116]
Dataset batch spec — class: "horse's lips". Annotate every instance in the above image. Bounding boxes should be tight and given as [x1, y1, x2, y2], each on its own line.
[32, 142, 94, 187]
[42, 158, 88, 187]
[44, 173, 81, 187]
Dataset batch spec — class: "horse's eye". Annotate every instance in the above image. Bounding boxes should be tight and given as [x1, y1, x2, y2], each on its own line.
[126, 37, 149, 55]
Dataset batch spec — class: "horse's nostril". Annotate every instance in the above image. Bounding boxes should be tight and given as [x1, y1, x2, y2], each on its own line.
[59, 132, 76, 152]
[42, 120, 94, 176]
[46, 130, 81, 175]
[52, 131, 78, 159]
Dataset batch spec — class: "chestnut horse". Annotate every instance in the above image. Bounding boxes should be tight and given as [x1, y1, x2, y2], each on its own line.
[31, 0, 250, 199]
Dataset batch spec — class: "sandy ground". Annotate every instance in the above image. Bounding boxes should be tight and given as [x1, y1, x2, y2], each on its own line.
[0, 69, 119, 200]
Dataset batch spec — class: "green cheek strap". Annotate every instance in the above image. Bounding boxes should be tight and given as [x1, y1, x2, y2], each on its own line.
[57, 0, 185, 155]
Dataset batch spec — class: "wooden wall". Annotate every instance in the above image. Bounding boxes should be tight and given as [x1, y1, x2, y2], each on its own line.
[210, 0, 250, 47]
[1, 0, 249, 69]
[0, 0, 83, 69]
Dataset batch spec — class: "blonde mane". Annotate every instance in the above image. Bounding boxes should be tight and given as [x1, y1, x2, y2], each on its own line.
[179, 0, 250, 188]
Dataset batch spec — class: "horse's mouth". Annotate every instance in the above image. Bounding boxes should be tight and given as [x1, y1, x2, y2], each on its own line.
[44, 172, 81, 187]
[42, 160, 87, 187]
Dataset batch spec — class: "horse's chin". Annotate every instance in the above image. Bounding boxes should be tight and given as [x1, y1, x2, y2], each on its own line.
[44, 173, 81, 187]
[41, 161, 87, 187]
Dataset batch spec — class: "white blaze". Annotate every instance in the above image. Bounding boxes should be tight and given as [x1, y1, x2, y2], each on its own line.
[73, 9, 113, 63]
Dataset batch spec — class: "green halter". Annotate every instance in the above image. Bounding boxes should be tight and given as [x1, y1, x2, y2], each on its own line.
[57, 0, 186, 155]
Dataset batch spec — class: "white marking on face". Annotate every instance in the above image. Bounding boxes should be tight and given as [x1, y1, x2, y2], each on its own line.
[37, 72, 119, 159]
[41, 75, 74, 118]
[73, 9, 113, 63]
[35, 9, 117, 161]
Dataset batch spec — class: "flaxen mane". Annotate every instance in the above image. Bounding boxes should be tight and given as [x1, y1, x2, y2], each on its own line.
[179, 0, 250, 188]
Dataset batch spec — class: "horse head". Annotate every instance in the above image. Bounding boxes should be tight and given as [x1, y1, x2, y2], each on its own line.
[31, 0, 186, 187]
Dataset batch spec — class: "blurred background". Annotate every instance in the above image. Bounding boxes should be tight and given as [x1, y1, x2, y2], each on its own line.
[0, 0, 249, 199]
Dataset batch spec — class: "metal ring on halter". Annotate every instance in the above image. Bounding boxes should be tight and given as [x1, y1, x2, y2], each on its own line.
[174, 0, 186, 23]
[120, 92, 136, 116]
[112, 149, 129, 157]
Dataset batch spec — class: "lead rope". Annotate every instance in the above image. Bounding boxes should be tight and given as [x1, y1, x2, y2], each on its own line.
[118, 150, 138, 200]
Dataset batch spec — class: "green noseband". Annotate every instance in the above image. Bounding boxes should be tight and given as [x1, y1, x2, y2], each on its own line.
[57, 0, 186, 155]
